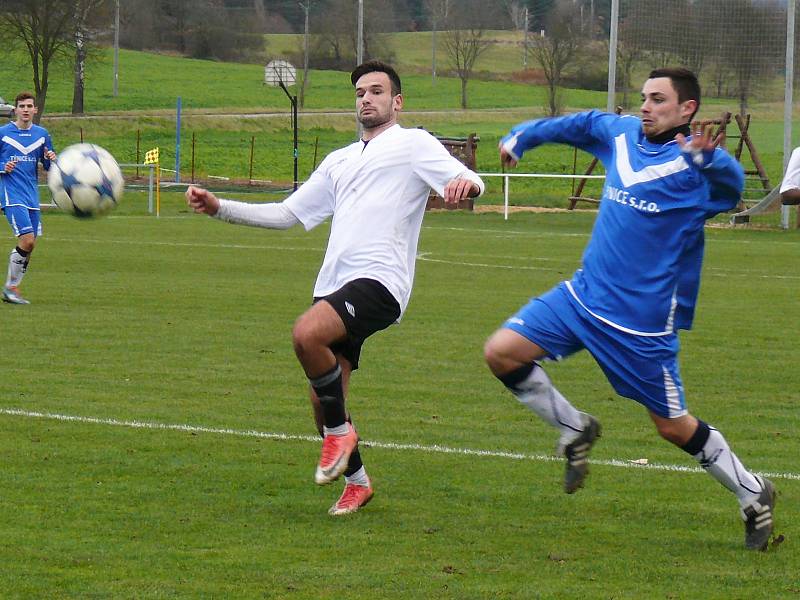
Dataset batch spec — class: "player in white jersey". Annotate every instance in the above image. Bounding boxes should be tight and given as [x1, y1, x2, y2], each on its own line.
[779, 146, 800, 205]
[0, 92, 56, 305]
[485, 68, 776, 550]
[186, 61, 484, 516]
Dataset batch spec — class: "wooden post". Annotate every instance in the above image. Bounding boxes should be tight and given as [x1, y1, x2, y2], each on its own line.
[136, 129, 140, 178]
[249, 136, 255, 184]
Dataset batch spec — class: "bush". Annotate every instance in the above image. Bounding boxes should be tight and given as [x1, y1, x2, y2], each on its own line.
[567, 64, 609, 92]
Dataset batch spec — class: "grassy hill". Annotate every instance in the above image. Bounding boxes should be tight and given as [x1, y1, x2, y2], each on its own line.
[0, 36, 796, 217]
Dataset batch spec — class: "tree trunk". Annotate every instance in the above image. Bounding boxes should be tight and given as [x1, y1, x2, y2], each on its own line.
[72, 28, 86, 114]
[460, 76, 467, 108]
[300, 3, 310, 108]
[34, 57, 49, 125]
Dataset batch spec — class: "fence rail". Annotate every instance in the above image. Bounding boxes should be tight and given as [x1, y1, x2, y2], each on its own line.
[477, 172, 606, 220]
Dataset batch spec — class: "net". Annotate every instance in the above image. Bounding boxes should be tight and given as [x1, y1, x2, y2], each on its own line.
[620, 0, 797, 226]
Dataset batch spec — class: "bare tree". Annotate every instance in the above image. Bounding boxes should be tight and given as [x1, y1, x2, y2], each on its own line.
[531, 0, 583, 116]
[502, 0, 527, 30]
[298, 1, 312, 108]
[0, 0, 78, 121]
[616, 19, 645, 110]
[718, 0, 783, 115]
[424, 0, 450, 83]
[72, 0, 110, 115]
[308, 0, 397, 70]
[441, 0, 492, 109]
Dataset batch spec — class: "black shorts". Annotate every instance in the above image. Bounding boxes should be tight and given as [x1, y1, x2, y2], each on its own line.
[313, 278, 401, 370]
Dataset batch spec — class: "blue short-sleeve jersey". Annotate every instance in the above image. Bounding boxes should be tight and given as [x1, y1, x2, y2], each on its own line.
[0, 122, 54, 210]
[501, 110, 744, 335]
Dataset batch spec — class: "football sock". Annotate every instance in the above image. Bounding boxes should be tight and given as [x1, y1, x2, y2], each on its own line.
[5, 246, 29, 288]
[344, 417, 364, 477]
[498, 362, 585, 446]
[681, 419, 763, 507]
[311, 363, 347, 430]
[344, 465, 370, 487]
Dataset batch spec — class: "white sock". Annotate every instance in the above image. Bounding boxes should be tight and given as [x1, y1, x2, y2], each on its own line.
[693, 426, 763, 507]
[6, 248, 27, 288]
[508, 364, 585, 448]
[345, 466, 370, 487]
[323, 423, 349, 436]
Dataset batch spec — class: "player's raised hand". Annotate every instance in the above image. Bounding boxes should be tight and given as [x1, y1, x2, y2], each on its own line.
[4, 159, 17, 173]
[443, 177, 479, 205]
[44, 149, 56, 161]
[186, 185, 220, 216]
[676, 122, 721, 168]
[499, 145, 518, 168]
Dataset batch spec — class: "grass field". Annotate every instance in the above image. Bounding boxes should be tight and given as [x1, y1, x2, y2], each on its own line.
[1, 192, 798, 597]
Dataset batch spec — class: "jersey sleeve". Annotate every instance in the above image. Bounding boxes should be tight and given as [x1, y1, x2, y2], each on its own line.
[500, 110, 617, 161]
[780, 147, 800, 193]
[42, 132, 54, 171]
[697, 146, 744, 216]
[411, 131, 484, 197]
[282, 159, 336, 231]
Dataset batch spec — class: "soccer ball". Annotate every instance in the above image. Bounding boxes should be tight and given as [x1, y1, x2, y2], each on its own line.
[48, 143, 124, 217]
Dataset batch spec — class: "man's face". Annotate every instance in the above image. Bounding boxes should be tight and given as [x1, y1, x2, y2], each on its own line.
[640, 77, 696, 137]
[14, 98, 37, 125]
[355, 71, 402, 130]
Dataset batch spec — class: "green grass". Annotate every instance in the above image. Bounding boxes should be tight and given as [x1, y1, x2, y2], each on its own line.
[0, 44, 605, 114]
[0, 196, 798, 597]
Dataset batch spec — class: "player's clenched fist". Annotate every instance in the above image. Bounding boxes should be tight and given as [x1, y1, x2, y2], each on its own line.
[186, 185, 220, 216]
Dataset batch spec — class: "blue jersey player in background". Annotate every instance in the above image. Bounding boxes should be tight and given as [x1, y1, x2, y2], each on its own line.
[484, 68, 776, 551]
[0, 91, 56, 305]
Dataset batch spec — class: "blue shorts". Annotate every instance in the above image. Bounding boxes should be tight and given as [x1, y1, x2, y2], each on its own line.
[503, 282, 687, 418]
[4, 205, 42, 238]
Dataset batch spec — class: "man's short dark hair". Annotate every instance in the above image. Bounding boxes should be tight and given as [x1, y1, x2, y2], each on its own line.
[648, 67, 701, 120]
[15, 91, 36, 107]
[350, 60, 402, 96]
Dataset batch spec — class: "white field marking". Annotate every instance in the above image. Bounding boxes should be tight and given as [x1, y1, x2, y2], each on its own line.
[423, 225, 587, 238]
[417, 255, 565, 273]
[424, 224, 800, 248]
[78, 215, 800, 247]
[2, 408, 798, 482]
[44, 236, 321, 254]
[44, 235, 795, 281]
[424, 250, 564, 263]
[707, 267, 800, 281]
[418, 253, 798, 280]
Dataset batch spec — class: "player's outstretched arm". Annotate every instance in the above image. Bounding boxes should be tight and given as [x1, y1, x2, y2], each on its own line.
[781, 188, 800, 205]
[186, 185, 220, 216]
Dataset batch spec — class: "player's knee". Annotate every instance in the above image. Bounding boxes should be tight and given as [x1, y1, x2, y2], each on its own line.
[292, 316, 325, 359]
[654, 419, 684, 445]
[18, 236, 35, 253]
[292, 321, 312, 358]
[484, 335, 511, 376]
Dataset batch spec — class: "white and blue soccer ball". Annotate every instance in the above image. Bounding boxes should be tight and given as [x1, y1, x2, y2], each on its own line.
[48, 143, 124, 218]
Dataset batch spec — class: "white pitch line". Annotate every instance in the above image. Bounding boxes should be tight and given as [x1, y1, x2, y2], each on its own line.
[2, 408, 798, 481]
[44, 235, 797, 281]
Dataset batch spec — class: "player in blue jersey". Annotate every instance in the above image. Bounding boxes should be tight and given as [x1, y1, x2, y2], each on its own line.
[485, 68, 776, 550]
[0, 91, 56, 305]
